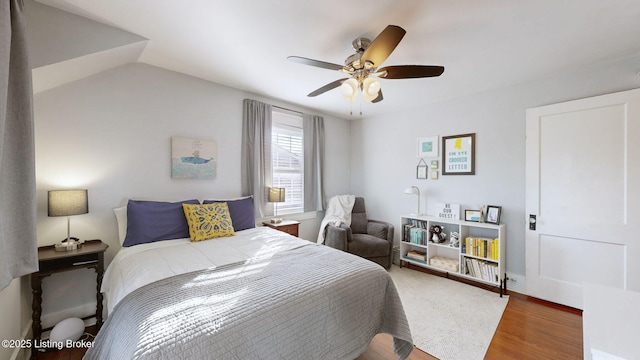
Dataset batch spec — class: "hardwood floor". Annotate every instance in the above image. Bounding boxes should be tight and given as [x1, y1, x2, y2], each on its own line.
[485, 293, 583, 359]
[37, 289, 583, 360]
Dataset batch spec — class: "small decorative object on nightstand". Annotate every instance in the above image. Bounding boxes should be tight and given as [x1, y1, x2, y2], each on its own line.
[263, 220, 300, 237]
[31, 239, 108, 359]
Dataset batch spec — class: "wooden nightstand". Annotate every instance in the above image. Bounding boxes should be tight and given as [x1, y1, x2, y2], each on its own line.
[31, 240, 108, 359]
[263, 220, 300, 237]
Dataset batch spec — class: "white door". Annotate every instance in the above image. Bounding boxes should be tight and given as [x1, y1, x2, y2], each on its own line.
[525, 88, 640, 309]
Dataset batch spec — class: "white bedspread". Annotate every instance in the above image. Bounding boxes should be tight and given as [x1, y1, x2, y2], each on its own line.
[102, 227, 309, 314]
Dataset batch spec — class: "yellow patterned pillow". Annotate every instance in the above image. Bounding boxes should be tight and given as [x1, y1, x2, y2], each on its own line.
[182, 203, 235, 242]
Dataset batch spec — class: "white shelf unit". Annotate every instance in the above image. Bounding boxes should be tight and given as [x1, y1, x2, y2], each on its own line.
[400, 215, 506, 296]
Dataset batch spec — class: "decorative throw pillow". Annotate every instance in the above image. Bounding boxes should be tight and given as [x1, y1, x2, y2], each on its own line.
[182, 203, 235, 242]
[203, 196, 255, 231]
[123, 199, 199, 247]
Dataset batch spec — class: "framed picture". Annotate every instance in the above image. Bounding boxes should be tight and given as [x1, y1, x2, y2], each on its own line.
[485, 205, 502, 224]
[465, 210, 481, 222]
[171, 137, 217, 179]
[416, 159, 428, 179]
[442, 133, 475, 175]
[417, 136, 439, 157]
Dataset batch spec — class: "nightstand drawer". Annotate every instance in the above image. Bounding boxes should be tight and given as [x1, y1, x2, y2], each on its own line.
[39, 252, 99, 272]
[278, 224, 299, 237]
[262, 220, 300, 237]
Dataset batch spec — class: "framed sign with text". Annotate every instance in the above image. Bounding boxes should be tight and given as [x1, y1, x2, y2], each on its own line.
[434, 203, 460, 220]
[442, 133, 475, 175]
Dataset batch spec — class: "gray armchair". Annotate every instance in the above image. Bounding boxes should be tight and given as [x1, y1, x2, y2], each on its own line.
[324, 197, 394, 269]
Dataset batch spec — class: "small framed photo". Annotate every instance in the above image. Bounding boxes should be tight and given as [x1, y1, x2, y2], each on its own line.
[486, 205, 502, 224]
[465, 210, 481, 222]
[417, 136, 439, 157]
[416, 159, 428, 179]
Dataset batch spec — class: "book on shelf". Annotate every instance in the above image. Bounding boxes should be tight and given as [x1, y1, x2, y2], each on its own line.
[464, 237, 499, 260]
[403, 224, 429, 245]
[405, 250, 427, 262]
[409, 219, 428, 228]
[463, 257, 499, 282]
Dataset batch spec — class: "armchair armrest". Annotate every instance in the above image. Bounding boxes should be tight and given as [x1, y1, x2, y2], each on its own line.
[325, 224, 351, 251]
[367, 220, 395, 242]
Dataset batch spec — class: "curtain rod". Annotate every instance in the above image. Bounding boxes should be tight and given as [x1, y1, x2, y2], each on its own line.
[273, 105, 303, 115]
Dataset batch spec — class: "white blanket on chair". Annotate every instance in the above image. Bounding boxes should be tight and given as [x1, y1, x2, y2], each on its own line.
[317, 195, 355, 244]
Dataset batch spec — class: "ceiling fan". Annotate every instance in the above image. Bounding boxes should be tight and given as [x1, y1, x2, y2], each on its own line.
[288, 25, 444, 104]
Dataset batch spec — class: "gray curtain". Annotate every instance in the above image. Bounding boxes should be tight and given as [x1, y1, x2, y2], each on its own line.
[0, 0, 38, 291]
[241, 99, 272, 218]
[303, 114, 325, 212]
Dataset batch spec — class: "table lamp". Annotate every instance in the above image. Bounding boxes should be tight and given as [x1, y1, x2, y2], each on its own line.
[48, 189, 88, 250]
[404, 186, 421, 215]
[268, 187, 285, 224]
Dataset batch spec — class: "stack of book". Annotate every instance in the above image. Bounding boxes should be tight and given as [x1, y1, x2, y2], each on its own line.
[404, 250, 427, 263]
[463, 258, 499, 282]
[403, 220, 429, 245]
[461, 237, 499, 260]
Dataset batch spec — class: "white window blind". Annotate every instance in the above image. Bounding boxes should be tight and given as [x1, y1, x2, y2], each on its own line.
[272, 110, 304, 214]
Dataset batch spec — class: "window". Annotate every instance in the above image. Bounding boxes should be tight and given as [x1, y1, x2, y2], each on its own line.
[271, 110, 304, 214]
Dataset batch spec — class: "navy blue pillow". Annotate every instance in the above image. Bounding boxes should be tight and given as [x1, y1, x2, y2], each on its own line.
[123, 199, 200, 247]
[203, 196, 255, 232]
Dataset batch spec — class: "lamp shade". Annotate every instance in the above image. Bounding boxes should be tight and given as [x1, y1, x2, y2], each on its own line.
[404, 186, 419, 195]
[48, 190, 88, 217]
[268, 187, 285, 203]
[341, 78, 359, 103]
[362, 78, 381, 102]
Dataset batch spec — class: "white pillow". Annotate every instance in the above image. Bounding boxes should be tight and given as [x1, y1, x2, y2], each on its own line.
[113, 206, 127, 246]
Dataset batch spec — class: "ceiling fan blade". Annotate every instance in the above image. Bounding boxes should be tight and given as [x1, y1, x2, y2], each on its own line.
[287, 56, 344, 71]
[361, 25, 406, 67]
[378, 65, 445, 79]
[307, 78, 349, 97]
[371, 89, 383, 103]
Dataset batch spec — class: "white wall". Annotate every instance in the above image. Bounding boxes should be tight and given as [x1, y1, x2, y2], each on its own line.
[0, 278, 31, 360]
[33, 62, 351, 326]
[350, 54, 640, 286]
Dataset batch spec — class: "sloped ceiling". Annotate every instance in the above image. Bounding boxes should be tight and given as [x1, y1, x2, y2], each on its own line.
[34, 0, 640, 118]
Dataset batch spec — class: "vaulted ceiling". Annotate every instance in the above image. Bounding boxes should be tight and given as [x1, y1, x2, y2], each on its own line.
[36, 0, 640, 118]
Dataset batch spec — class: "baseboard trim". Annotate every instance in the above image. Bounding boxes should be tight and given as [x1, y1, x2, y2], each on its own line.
[10, 320, 32, 360]
[41, 303, 97, 330]
[402, 263, 582, 315]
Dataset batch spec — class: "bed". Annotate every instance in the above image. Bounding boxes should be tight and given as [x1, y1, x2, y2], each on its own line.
[84, 198, 413, 360]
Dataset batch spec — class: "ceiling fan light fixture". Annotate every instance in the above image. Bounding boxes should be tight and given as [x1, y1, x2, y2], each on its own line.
[362, 77, 381, 102]
[288, 25, 445, 106]
[341, 78, 359, 102]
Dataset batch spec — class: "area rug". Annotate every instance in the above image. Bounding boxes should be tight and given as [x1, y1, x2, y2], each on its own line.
[389, 266, 509, 360]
